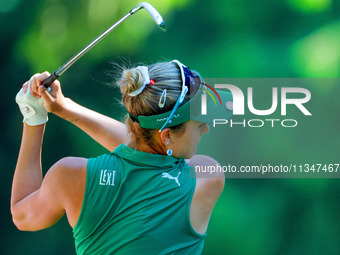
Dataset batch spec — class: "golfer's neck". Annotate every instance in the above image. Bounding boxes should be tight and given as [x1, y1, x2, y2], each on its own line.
[128, 139, 166, 155]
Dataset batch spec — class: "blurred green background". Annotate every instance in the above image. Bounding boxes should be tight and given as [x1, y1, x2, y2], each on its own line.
[1, 0, 340, 254]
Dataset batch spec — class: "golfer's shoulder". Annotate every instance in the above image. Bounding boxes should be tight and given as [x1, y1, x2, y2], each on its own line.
[187, 155, 224, 178]
[54, 157, 88, 172]
[48, 157, 87, 185]
[40, 157, 87, 204]
[186, 155, 225, 195]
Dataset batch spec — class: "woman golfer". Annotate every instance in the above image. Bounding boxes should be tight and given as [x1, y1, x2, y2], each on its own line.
[12, 60, 232, 254]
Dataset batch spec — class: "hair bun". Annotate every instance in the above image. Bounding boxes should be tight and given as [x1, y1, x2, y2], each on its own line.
[119, 67, 147, 96]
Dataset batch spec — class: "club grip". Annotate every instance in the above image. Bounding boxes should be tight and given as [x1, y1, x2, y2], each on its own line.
[42, 71, 59, 88]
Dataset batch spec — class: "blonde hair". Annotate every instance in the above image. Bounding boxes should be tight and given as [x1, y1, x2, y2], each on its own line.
[116, 61, 201, 147]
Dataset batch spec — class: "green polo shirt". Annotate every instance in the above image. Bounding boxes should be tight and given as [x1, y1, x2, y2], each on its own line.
[73, 144, 206, 254]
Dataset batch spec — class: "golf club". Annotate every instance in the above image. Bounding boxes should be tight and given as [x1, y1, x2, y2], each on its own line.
[42, 2, 166, 88]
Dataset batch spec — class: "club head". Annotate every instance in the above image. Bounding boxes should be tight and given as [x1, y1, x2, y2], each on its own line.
[130, 2, 166, 32]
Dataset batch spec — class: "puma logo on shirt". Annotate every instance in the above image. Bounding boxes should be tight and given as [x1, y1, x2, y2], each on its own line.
[162, 172, 181, 187]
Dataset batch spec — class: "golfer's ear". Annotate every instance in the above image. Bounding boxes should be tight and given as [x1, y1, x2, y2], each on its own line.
[159, 128, 171, 145]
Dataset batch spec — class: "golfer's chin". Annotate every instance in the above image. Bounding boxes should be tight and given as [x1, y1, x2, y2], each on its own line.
[173, 147, 197, 160]
[186, 147, 197, 159]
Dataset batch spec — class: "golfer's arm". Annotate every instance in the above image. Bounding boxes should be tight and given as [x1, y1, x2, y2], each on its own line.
[55, 98, 129, 151]
[11, 123, 64, 230]
[11, 124, 45, 209]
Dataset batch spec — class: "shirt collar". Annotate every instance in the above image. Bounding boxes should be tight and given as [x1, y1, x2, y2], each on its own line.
[112, 144, 186, 168]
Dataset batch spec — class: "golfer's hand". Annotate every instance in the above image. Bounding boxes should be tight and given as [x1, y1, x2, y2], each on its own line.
[16, 73, 51, 126]
[28, 72, 66, 114]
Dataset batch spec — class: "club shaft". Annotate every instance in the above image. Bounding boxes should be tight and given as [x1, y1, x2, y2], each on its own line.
[56, 12, 132, 76]
[41, 2, 165, 88]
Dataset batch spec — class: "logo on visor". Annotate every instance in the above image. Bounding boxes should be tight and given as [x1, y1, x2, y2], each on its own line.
[157, 114, 180, 122]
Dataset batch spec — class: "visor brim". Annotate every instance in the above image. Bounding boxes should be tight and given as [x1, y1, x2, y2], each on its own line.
[130, 88, 233, 129]
[190, 89, 233, 124]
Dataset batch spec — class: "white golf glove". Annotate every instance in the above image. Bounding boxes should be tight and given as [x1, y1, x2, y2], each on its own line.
[15, 76, 50, 126]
